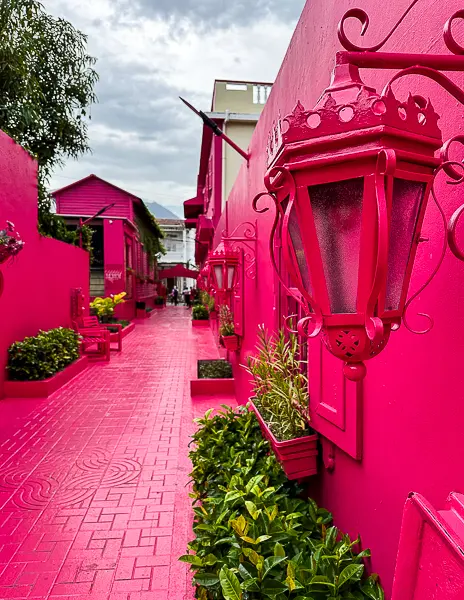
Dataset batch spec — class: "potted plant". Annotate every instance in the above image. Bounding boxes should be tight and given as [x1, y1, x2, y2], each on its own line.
[243, 326, 318, 480]
[192, 304, 210, 326]
[154, 296, 165, 308]
[90, 292, 127, 324]
[218, 305, 239, 351]
[0, 221, 24, 264]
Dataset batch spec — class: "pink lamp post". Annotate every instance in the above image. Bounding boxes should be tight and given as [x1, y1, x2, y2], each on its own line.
[253, 2, 464, 381]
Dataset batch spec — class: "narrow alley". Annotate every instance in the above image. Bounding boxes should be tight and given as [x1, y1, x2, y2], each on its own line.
[0, 308, 220, 599]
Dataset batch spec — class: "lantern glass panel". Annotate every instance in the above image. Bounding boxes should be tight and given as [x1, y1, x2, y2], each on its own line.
[385, 178, 426, 311]
[288, 205, 313, 295]
[309, 178, 364, 314]
[214, 265, 224, 289]
[227, 265, 235, 289]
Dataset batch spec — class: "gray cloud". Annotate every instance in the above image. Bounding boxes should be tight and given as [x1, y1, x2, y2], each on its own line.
[47, 0, 304, 207]
[115, 0, 304, 30]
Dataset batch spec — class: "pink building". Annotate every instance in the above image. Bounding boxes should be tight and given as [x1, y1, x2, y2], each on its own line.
[185, 0, 464, 596]
[54, 175, 163, 320]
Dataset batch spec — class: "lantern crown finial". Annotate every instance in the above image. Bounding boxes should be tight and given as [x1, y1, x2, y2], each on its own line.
[266, 66, 441, 167]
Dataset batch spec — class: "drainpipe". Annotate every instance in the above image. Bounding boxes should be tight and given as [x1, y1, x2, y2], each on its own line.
[222, 110, 230, 214]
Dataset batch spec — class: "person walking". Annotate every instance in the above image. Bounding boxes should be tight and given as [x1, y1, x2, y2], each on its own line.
[172, 286, 179, 306]
[183, 285, 191, 308]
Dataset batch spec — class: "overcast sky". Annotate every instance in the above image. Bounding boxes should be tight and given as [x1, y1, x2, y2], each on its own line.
[43, 0, 305, 216]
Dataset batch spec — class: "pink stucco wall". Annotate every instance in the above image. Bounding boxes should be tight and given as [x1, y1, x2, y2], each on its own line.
[0, 132, 89, 398]
[219, 0, 464, 595]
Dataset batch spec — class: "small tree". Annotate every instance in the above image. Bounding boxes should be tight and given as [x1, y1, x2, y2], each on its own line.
[0, 0, 98, 243]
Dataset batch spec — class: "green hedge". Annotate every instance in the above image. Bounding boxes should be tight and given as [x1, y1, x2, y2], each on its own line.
[193, 305, 210, 321]
[181, 406, 384, 600]
[198, 360, 233, 379]
[7, 327, 80, 381]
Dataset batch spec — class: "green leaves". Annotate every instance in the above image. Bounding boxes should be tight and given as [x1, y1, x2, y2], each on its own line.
[338, 564, 365, 587]
[183, 405, 384, 600]
[219, 566, 242, 600]
[7, 327, 80, 381]
[0, 0, 98, 241]
[194, 572, 220, 587]
[178, 554, 203, 567]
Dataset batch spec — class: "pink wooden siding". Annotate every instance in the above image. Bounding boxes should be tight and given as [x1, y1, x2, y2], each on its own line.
[54, 175, 134, 220]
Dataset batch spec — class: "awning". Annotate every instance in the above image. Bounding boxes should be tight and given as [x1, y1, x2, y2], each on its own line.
[183, 196, 204, 219]
[185, 218, 197, 230]
[196, 215, 214, 243]
[159, 264, 199, 280]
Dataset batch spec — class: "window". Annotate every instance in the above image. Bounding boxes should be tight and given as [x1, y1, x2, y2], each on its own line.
[226, 83, 248, 91]
[253, 85, 272, 104]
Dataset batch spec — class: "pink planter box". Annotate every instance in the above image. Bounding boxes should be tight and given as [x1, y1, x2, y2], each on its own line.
[190, 378, 235, 397]
[192, 320, 210, 327]
[4, 357, 89, 399]
[109, 322, 135, 344]
[249, 400, 318, 480]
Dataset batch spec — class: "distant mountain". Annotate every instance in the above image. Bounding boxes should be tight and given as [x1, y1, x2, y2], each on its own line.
[145, 201, 181, 220]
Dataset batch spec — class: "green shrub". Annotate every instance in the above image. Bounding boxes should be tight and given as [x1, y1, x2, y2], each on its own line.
[146, 307, 154, 313]
[155, 296, 165, 305]
[7, 327, 80, 381]
[193, 305, 210, 321]
[181, 406, 384, 600]
[107, 320, 130, 333]
[198, 360, 233, 379]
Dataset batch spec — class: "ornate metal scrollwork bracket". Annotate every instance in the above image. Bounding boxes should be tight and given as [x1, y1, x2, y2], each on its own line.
[221, 221, 258, 280]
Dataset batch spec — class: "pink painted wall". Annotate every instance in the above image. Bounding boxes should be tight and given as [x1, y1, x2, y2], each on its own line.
[0, 132, 89, 398]
[218, 0, 464, 595]
[54, 175, 133, 220]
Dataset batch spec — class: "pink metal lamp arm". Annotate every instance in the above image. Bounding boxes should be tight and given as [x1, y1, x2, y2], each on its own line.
[338, 0, 421, 53]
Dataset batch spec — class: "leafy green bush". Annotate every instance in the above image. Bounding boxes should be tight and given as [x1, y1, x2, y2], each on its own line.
[7, 327, 80, 381]
[193, 305, 210, 321]
[155, 296, 165, 305]
[244, 326, 311, 442]
[181, 406, 384, 600]
[198, 360, 233, 379]
[107, 320, 130, 333]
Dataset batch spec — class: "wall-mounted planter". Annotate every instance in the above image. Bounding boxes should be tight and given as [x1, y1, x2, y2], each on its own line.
[222, 335, 239, 352]
[249, 400, 318, 480]
[192, 320, 210, 327]
[190, 378, 235, 397]
[4, 357, 89, 399]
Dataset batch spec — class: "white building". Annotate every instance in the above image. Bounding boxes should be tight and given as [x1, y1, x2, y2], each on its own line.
[157, 218, 196, 291]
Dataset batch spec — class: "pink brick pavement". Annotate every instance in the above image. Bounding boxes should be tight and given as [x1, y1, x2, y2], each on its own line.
[0, 307, 227, 600]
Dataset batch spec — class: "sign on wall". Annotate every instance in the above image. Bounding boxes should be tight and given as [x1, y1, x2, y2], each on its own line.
[105, 265, 124, 294]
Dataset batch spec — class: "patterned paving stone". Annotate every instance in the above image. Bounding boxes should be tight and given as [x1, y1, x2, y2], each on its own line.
[0, 307, 223, 600]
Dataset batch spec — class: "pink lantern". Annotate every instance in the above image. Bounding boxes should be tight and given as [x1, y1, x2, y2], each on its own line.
[207, 242, 240, 298]
[253, 10, 464, 381]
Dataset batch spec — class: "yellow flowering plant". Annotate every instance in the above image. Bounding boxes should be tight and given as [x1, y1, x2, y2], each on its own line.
[90, 292, 126, 322]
